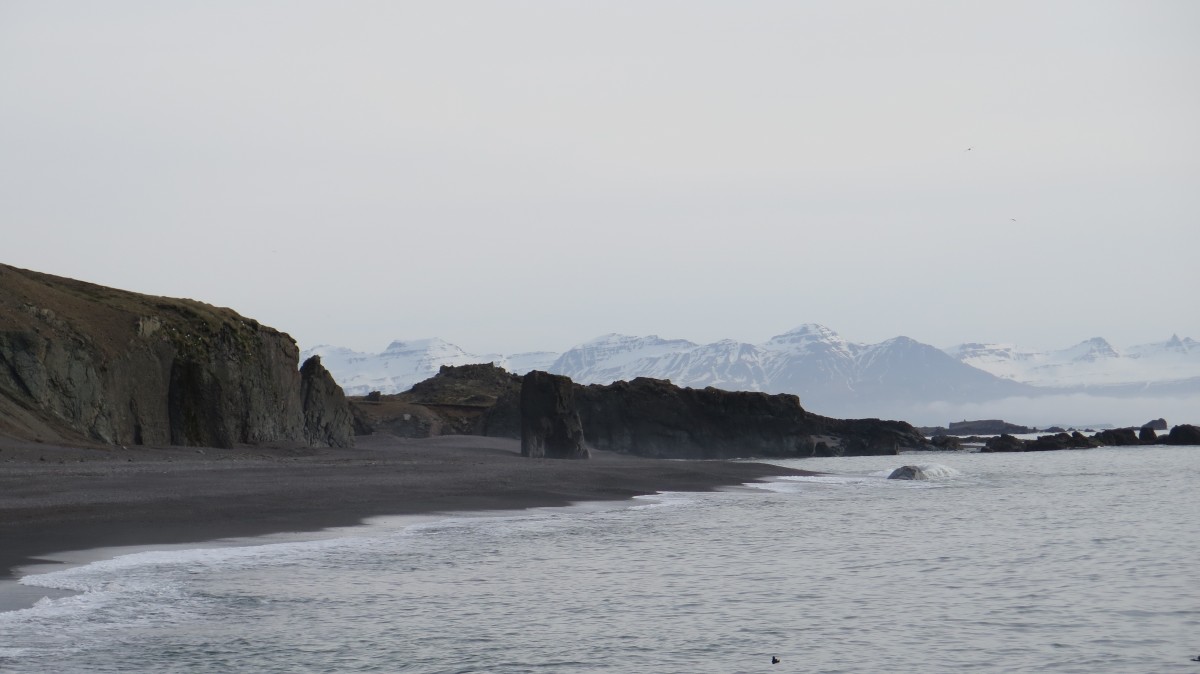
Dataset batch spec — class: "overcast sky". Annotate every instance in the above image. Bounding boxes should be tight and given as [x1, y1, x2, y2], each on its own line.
[2, 1, 1197, 355]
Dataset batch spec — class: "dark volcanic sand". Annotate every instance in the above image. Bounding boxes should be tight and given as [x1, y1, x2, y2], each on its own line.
[0, 434, 814, 584]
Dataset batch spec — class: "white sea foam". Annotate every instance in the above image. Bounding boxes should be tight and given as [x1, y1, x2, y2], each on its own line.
[910, 463, 961, 479]
[19, 537, 355, 593]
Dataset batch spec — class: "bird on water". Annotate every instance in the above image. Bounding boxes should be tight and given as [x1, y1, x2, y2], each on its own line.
[772, 656, 781, 664]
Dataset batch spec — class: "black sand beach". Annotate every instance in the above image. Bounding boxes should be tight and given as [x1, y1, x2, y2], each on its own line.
[0, 434, 813, 588]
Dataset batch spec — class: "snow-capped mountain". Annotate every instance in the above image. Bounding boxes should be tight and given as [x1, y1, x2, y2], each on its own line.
[945, 335, 1200, 387]
[305, 327, 1199, 425]
[546, 325, 1032, 417]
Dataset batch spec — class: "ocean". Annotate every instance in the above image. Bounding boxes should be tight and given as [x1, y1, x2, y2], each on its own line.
[2, 445, 1197, 673]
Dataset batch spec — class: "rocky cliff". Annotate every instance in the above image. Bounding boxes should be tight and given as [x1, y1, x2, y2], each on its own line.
[574, 376, 929, 459]
[299, 355, 355, 448]
[0, 264, 352, 449]
[348, 363, 522, 438]
[520, 370, 588, 459]
[351, 366, 926, 458]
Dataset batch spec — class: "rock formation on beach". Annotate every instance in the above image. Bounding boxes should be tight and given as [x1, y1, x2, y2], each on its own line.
[299, 355, 355, 448]
[348, 363, 522, 438]
[0, 264, 352, 449]
[520, 370, 588, 459]
[574, 376, 928, 459]
[350, 366, 931, 459]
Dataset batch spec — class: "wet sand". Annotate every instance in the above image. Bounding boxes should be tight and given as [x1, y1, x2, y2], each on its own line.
[0, 434, 813, 587]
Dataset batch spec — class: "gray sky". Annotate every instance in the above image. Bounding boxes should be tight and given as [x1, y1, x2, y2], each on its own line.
[3, 1, 1197, 355]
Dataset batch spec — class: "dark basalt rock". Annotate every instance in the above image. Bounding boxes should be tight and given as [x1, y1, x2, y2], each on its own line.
[1024, 432, 1100, 451]
[982, 434, 1026, 453]
[349, 364, 522, 438]
[520, 370, 588, 459]
[0, 263, 352, 449]
[300, 356, 355, 448]
[1141, 418, 1168, 431]
[929, 435, 962, 451]
[573, 376, 928, 459]
[1138, 426, 1158, 443]
[1093, 428, 1140, 446]
[1163, 424, 1200, 446]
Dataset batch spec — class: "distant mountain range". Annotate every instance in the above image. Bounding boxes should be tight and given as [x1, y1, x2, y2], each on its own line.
[302, 325, 1200, 424]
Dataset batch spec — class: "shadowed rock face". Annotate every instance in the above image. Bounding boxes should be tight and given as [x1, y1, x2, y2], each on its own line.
[520, 370, 588, 459]
[1164, 424, 1200, 445]
[574, 376, 928, 459]
[300, 356, 355, 448]
[0, 264, 351, 449]
[352, 368, 928, 459]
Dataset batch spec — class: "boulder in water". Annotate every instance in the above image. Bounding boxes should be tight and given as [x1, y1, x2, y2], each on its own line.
[887, 465, 928, 480]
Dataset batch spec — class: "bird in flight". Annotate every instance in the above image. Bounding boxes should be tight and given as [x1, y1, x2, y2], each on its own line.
[964, 147, 972, 151]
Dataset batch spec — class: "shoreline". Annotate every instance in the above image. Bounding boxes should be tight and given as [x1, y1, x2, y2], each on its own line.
[0, 434, 814, 605]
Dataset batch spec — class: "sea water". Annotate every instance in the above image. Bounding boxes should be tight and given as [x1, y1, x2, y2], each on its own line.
[1, 445, 1197, 673]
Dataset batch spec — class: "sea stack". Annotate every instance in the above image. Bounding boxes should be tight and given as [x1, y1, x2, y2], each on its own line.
[520, 370, 589, 459]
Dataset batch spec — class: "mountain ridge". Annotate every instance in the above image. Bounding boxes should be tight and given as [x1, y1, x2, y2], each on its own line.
[304, 325, 1199, 424]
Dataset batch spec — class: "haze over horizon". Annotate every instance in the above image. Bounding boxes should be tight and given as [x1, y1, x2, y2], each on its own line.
[3, 2, 1197, 356]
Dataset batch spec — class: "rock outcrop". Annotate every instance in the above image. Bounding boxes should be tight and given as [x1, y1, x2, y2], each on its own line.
[1163, 424, 1200, 445]
[1093, 428, 1140, 446]
[929, 435, 962, 451]
[299, 356, 354, 448]
[0, 264, 352, 449]
[574, 376, 928, 459]
[887, 465, 929, 480]
[1023, 432, 1101, 451]
[1141, 418, 1168, 431]
[520, 370, 588, 459]
[982, 434, 1026, 453]
[348, 363, 521, 438]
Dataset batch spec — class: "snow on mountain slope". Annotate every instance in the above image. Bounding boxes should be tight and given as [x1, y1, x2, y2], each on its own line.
[546, 334, 698, 384]
[945, 335, 1200, 387]
[545, 326, 1034, 417]
[306, 328, 1199, 423]
[760, 325, 860, 393]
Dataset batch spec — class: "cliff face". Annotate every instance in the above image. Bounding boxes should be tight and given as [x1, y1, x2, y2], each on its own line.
[0, 264, 351, 449]
[348, 363, 522, 438]
[299, 355, 355, 448]
[520, 370, 588, 459]
[574, 376, 929, 459]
